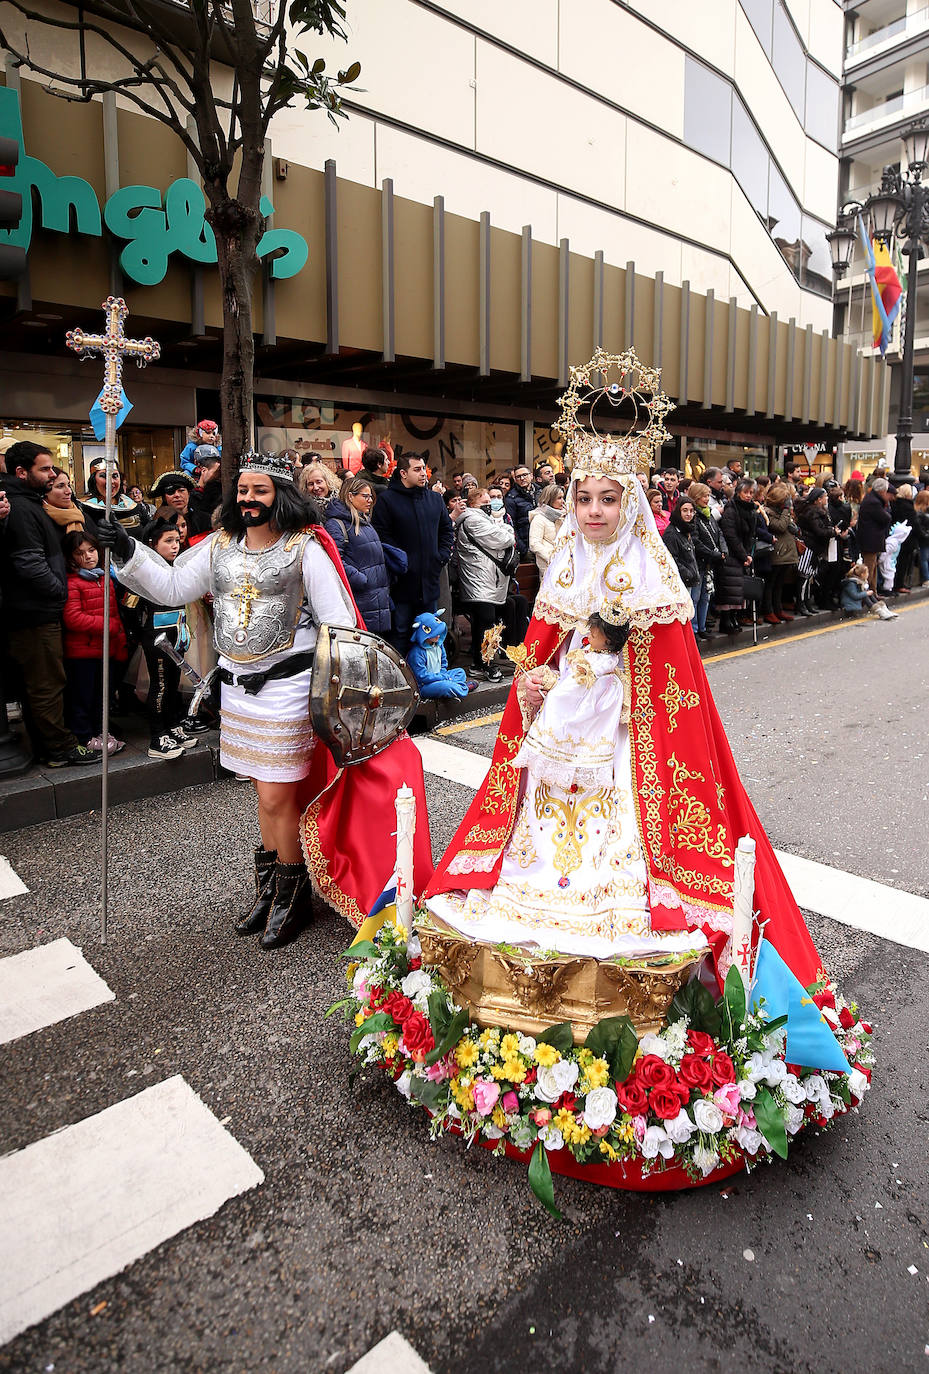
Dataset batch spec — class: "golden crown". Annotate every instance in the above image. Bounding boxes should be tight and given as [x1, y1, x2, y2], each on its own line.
[557, 346, 674, 476]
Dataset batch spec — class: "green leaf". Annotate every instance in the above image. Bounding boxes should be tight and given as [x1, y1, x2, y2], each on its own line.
[835, 1078, 851, 1106]
[410, 1076, 446, 1110]
[424, 1006, 470, 1067]
[584, 1014, 633, 1059]
[341, 940, 378, 959]
[339, 59, 362, 83]
[349, 1011, 395, 1055]
[610, 1022, 640, 1085]
[528, 1141, 562, 1220]
[669, 978, 723, 1038]
[312, 56, 327, 74]
[536, 1022, 574, 1053]
[723, 965, 747, 1041]
[753, 1085, 788, 1160]
[762, 1013, 789, 1035]
[324, 998, 351, 1018]
[427, 989, 452, 1044]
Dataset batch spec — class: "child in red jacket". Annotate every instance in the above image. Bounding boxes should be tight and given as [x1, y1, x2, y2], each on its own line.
[62, 530, 128, 754]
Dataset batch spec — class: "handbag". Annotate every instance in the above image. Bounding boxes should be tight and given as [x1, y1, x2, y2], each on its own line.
[460, 521, 521, 577]
[742, 574, 765, 602]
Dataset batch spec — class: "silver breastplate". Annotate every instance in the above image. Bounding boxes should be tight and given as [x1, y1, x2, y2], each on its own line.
[211, 531, 311, 663]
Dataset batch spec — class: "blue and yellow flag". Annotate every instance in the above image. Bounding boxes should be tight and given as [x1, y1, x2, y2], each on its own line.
[350, 877, 399, 947]
[751, 939, 851, 1073]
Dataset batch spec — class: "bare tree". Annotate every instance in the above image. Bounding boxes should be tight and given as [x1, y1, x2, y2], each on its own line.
[0, 0, 359, 484]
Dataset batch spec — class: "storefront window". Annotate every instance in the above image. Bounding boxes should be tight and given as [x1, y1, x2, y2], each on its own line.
[255, 397, 519, 483]
[683, 440, 772, 479]
[1, 420, 179, 496]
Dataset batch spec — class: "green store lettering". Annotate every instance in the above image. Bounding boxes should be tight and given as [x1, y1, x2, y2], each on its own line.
[0, 86, 308, 284]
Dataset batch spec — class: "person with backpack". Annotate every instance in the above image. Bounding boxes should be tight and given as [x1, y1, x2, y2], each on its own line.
[451, 487, 518, 681]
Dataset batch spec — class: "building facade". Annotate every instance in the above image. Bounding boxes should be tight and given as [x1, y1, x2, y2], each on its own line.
[0, 0, 883, 492]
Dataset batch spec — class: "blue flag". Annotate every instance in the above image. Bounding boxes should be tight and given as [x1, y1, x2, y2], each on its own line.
[751, 939, 851, 1073]
[89, 387, 133, 441]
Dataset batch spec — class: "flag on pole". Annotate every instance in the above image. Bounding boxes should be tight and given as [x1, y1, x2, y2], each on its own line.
[350, 875, 399, 947]
[857, 214, 902, 355]
[751, 939, 851, 1073]
[89, 386, 133, 441]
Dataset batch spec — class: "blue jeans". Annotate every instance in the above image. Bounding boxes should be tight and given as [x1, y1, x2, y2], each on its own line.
[919, 545, 929, 584]
[690, 578, 710, 632]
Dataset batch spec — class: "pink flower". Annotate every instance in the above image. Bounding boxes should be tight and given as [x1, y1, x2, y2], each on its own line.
[633, 1114, 647, 1144]
[425, 1053, 455, 1082]
[714, 1082, 741, 1119]
[738, 1108, 757, 1130]
[533, 1108, 552, 1127]
[502, 1091, 519, 1114]
[472, 1079, 501, 1117]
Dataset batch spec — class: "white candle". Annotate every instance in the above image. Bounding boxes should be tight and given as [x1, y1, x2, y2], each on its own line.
[730, 835, 757, 992]
[394, 784, 416, 940]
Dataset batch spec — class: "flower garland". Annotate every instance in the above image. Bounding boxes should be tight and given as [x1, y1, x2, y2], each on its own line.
[333, 922, 874, 1215]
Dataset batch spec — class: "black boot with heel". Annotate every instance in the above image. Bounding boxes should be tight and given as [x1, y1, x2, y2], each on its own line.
[260, 860, 314, 950]
[235, 847, 277, 936]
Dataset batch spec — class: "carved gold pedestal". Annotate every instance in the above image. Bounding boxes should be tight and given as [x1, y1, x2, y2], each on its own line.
[415, 915, 704, 1044]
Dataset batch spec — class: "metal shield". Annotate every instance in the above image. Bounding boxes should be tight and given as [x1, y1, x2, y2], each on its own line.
[310, 624, 420, 766]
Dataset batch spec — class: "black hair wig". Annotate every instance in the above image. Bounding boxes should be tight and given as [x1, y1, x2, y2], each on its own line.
[588, 612, 631, 654]
[219, 476, 320, 535]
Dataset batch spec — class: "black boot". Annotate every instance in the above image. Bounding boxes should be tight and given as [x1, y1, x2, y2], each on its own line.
[235, 847, 277, 936]
[260, 860, 314, 950]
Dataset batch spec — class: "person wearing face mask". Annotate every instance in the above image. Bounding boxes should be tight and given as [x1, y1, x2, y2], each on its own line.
[96, 450, 433, 952]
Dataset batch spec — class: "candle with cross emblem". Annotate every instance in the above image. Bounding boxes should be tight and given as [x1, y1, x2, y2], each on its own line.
[730, 835, 757, 992]
[66, 297, 160, 944]
[394, 784, 417, 948]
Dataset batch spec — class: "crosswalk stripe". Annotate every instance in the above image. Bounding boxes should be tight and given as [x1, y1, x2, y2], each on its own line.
[346, 1332, 433, 1374]
[0, 939, 115, 1046]
[0, 854, 27, 902]
[0, 1075, 263, 1347]
[418, 734, 929, 954]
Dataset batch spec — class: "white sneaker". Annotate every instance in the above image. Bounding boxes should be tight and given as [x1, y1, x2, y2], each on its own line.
[921, 581, 929, 589]
[148, 734, 185, 759]
[170, 725, 198, 751]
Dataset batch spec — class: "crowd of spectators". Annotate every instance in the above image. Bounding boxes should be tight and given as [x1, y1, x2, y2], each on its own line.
[3, 435, 927, 771]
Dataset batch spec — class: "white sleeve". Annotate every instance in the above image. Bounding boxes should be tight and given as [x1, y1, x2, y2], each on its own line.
[115, 534, 215, 606]
[303, 538, 357, 629]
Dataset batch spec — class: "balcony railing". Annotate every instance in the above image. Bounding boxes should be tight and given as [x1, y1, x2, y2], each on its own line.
[845, 83, 929, 135]
[846, 7, 929, 63]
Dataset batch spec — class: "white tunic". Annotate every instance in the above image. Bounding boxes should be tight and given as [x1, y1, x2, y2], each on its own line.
[116, 531, 355, 782]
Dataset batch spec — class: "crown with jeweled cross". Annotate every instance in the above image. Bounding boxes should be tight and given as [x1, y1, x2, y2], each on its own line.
[557, 346, 675, 477]
[238, 449, 296, 483]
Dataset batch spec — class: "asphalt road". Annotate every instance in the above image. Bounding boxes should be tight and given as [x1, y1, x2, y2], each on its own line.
[1, 605, 928, 1374]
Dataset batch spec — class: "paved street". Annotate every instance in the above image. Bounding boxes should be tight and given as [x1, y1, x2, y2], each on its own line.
[1, 603, 928, 1373]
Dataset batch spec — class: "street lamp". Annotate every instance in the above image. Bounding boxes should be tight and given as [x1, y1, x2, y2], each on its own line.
[831, 119, 929, 483]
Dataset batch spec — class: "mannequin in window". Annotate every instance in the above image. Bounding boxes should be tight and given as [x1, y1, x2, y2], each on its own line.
[342, 422, 366, 474]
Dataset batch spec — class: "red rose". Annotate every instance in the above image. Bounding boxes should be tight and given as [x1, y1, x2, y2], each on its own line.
[860, 1021, 872, 1035]
[812, 989, 836, 1011]
[401, 1011, 435, 1060]
[555, 1091, 578, 1112]
[383, 991, 415, 1025]
[408, 957, 422, 971]
[679, 1054, 714, 1092]
[616, 1079, 649, 1115]
[649, 1087, 683, 1121]
[710, 1052, 736, 1086]
[524, 1067, 538, 1085]
[367, 984, 387, 1010]
[673, 1080, 691, 1104]
[637, 1055, 676, 1091]
[687, 1030, 716, 1056]
[838, 1007, 855, 1030]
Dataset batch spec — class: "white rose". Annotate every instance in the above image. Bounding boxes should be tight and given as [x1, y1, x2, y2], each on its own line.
[638, 1033, 671, 1061]
[733, 1125, 763, 1155]
[692, 1142, 720, 1176]
[406, 933, 422, 958]
[785, 1103, 805, 1135]
[819, 1094, 835, 1121]
[482, 1122, 505, 1140]
[395, 1070, 413, 1100]
[804, 1074, 827, 1102]
[848, 1068, 869, 1100]
[693, 1098, 725, 1134]
[640, 1126, 674, 1160]
[509, 1119, 536, 1150]
[446, 1101, 461, 1120]
[535, 1059, 579, 1103]
[583, 1087, 618, 1131]
[352, 966, 370, 997]
[738, 1079, 757, 1101]
[781, 1073, 806, 1105]
[518, 1034, 537, 1056]
[664, 1109, 697, 1144]
[539, 1123, 565, 1152]
[401, 969, 433, 1000]
[745, 1051, 767, 1083]
[763, 1058, 787, 1086]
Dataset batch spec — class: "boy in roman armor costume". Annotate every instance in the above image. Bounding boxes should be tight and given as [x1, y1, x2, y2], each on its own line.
[97, 450, 372, 949]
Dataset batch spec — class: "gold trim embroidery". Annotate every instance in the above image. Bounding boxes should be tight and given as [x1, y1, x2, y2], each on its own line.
[659, 664, 700, 733]
[666, 752, 733, 866]
[533, 783, 613, 879]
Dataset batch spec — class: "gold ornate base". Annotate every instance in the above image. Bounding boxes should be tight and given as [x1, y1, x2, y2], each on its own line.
[415, 915, 704, 1044]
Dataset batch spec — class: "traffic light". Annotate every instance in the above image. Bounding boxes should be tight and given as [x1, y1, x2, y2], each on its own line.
[0, 132, 27, 282]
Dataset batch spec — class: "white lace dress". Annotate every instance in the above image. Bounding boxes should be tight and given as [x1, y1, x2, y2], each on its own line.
[427, 634, 707, 960]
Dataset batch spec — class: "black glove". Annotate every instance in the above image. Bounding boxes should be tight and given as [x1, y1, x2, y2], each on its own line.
[95, 517, 135, 563]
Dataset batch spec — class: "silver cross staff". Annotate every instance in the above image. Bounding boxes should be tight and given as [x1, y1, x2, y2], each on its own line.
[66, 297, 161, 943]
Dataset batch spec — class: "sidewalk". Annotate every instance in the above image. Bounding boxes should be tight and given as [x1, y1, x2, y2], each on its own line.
[2, 587, 925, 834]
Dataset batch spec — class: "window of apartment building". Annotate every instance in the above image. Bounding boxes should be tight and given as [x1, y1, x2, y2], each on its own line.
[800, 215, 833, 296]
[741, 0, 774, 55]
[772, 3, 806, 120]
[731, 95, 769, 217]
[804, 60, 840, 150]
[768, 163, 802, 267]
[682, 57, 732, 164]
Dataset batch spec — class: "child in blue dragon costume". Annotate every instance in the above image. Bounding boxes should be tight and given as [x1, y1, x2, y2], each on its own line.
[407, 611, 471, 699]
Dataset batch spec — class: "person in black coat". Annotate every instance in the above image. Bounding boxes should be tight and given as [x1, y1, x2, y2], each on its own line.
[717, 480, 758, 634]
[796, 487, 839, 608]
[504, 465, 537, 556]
[371, 453, 454, 652]
[856, 479, 892, 596]
[662, 499, 700, 594]
[324, 476, 393, 636]
[889, 484, 919, 593]
[0, 441, 97, 766]
[187, 449, 224, 536]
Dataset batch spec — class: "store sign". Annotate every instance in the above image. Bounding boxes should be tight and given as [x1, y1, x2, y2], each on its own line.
[0, 86, 308, 285]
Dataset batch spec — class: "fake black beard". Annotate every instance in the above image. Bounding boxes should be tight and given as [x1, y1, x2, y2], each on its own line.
[239, 503, 273, 526]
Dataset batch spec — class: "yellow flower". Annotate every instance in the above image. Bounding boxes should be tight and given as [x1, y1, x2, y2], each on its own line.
[534, 1043, 561, 1067]
[616, 1117, 635, 1144]
[492, 1105, 508, 1129]
[490, 1062, 510, 1081]
[582, 1057, 610, 1092]
[500, 1033, 521, 1058]
[502, 1058, 527, 1083]
[577, 1048, 594, 1068]
[393, 922, 407, 941]
[382, 1034, 399, 1060]
[451, 1079, 475, 1112]
[354, 1010, 366, 1027]
[345, 961, 359, 985]
[553, 1107, 590, 1146]
[479, 1027, 500, 1050]
[599, 1139, 620, 1162]
[455, 1040, 479, 1069]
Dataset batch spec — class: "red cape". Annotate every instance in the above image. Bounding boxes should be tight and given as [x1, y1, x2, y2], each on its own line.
[426, 616, 820, 992]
